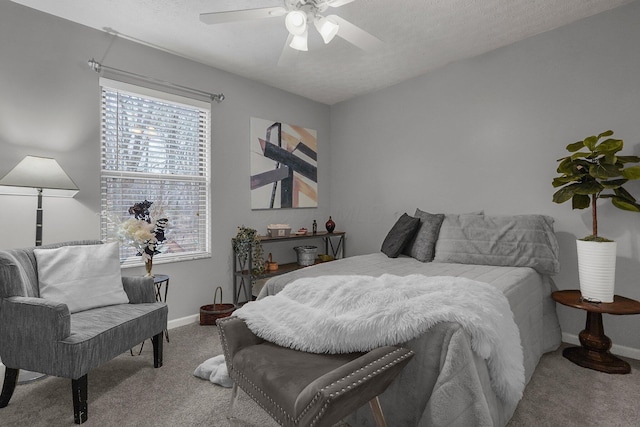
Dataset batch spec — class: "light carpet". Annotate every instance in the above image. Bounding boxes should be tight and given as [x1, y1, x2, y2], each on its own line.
[1, 322, 639, 426]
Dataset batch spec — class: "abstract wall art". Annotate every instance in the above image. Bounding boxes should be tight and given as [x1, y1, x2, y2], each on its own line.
[250, 117, 317, 209]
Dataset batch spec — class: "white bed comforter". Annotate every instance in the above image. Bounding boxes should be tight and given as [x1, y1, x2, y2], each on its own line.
[235, 274, 524, 409]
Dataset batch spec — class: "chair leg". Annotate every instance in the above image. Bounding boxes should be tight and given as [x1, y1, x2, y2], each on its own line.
[0, 368, 19, 408]
[71, 375, 88, 424]
[152, 332, 163, 368]
[369, 396, 387, 427]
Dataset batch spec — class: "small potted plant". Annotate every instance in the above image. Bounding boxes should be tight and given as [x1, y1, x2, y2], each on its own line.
[232, 226, 265, 276]
[553, 130, 640, 302]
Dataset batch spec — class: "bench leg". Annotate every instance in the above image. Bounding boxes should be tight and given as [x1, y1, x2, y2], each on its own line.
[369, 396, 387, 427]
[228, 382, 239, 421]
[72, 375, 88, 424]
[152, 332, 163, 368]
[0, 368, 19, 408]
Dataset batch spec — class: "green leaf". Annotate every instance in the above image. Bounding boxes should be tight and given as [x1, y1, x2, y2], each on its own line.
[622, 166, 640, 179]
[595, 138, 623, 154]
[603, 153, 617, 164]
[570, 151, 591, 161]
[572, 194, 591, 209]
[552, 176, 579, 187]
[614, 187, 636, 202]
[611, 197, 640, 212]
[553, 185, 577, 204]
[573, 180, 603, 195]
[600, 179, 628, 189]
[589, 163, 621, 179]
[617, 155, 640, 163]
[557, 158, 590, 175]
[583, 135, 598, 151]
[598, 130, 614, 139]
[566, 141, 585, 152]
[556, 156, 572, 171]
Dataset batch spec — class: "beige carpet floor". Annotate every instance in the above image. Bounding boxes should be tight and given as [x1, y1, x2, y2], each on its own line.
[2, 322, 639, 426]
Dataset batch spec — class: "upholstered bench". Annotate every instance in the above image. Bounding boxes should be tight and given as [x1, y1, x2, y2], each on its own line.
[217, 316, 414, 427]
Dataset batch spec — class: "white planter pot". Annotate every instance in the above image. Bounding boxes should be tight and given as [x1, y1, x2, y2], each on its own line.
[576, 239, 617, 303]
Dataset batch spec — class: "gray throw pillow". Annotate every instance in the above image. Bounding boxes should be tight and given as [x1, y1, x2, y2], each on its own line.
[381, 213, 421, 258]
[402, 209, 445, 262]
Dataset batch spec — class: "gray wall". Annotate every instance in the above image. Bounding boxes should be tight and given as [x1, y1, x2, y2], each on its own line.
[329, 1, 640, 352]
[0, 2, 331, 322]
[3, 1, 640, 354]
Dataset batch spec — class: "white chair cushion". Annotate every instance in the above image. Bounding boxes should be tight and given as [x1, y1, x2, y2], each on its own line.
[35, 242, 129, 313]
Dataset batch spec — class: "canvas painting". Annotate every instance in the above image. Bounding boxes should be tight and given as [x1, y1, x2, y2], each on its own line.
[250, 117, 317, 209]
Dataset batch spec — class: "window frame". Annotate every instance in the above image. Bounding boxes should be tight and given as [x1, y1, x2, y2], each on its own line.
[99, 77, 211, 267]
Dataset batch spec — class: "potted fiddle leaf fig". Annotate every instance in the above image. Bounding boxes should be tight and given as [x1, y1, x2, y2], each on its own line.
[553, 130, 640, 302]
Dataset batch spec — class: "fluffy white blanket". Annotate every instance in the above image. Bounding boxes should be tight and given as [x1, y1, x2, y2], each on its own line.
[233, 274, 524, 405]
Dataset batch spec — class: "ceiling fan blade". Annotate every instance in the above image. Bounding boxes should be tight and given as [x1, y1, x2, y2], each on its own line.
[327, 15, 383, 52]
[278, 34, 299, 67]
[199, 7, 286, 25]
[328, 0, 358, 7]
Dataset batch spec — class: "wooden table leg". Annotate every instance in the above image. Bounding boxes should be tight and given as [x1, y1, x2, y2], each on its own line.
[562, 311, 630, 374]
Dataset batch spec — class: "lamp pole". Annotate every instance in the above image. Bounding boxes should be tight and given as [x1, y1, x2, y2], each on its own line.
[36, 187, 43, 246]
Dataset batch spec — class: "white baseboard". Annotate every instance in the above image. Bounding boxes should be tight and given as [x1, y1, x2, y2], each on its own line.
[562, 332, 640, 361]
[168, 313, 200, 330]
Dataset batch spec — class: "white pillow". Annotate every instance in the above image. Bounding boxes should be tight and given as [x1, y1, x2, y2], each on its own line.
[35, 242, 129, 313]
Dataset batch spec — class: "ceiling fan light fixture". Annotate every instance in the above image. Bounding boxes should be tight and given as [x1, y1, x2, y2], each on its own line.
[314, 15, 339, 44]
[285, 10, 307, 36]
[289, 30, 308, 51]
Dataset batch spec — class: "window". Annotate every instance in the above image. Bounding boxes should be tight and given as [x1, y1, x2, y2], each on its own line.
[100, 78, 211, 266]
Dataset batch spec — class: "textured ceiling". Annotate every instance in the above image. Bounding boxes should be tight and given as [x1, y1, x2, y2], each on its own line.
[10, 0, 634, 105]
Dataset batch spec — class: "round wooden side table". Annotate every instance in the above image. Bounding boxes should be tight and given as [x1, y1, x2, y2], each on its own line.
[552, 290, 640, 374]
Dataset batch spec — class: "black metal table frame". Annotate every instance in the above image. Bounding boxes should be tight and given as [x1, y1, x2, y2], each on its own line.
[130, 274, 170, 356]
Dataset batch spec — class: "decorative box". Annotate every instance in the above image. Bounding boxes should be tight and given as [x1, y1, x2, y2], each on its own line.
[267, 224, 291, 237]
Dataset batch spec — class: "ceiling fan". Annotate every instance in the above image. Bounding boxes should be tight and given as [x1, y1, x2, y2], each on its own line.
[199, 0, 383, 62]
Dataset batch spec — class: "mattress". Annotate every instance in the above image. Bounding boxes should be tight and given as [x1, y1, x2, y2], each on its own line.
[260, 253, 562, 426]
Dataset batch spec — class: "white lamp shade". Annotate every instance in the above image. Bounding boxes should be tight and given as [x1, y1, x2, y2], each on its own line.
[289, 31, 309, 51]
[0, 156, 79, 197]
[314, 16, 339, 44]
[285, 10, 307, 36]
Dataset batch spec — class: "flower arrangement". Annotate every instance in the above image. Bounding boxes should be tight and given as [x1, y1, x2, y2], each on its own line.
[117, 200, 168, 276]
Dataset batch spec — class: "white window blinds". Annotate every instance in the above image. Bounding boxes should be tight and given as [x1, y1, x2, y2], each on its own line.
[100, 78, 211, 265]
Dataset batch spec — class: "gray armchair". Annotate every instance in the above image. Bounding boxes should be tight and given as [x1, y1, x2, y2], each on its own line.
[0, 240, 168, 424]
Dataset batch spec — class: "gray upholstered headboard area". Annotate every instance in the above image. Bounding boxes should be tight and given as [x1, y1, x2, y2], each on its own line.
[432, 213, 560, 275]
[384, 209, 561, 275]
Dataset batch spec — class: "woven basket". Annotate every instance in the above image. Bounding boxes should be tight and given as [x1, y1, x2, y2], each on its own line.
[200, 287, 235, 325]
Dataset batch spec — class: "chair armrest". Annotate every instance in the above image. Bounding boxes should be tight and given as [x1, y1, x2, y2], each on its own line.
[122, 276, 155, 303]
[217, 316, 264, 363]
[0, 296, 71, 363]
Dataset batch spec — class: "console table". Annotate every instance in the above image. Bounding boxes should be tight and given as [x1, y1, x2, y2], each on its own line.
[232, 231, 345, 305]
[552, 289, 640, 374]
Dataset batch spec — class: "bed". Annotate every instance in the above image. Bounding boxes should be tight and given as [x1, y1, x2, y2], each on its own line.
[253, 211, 562, 427]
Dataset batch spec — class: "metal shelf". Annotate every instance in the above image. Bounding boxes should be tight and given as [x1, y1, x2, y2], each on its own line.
[232, 232, 345, 305]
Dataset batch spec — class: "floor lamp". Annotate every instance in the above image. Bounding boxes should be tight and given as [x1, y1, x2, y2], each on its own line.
[0, 155, 79, 246]
[0, 155, 78, 383]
